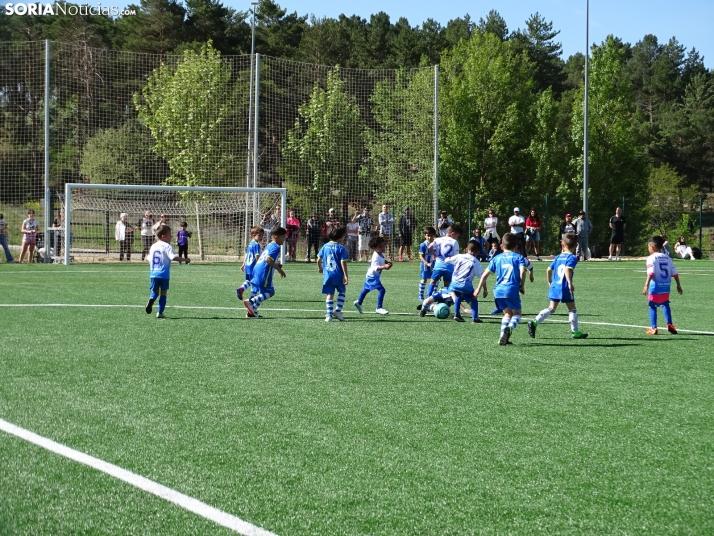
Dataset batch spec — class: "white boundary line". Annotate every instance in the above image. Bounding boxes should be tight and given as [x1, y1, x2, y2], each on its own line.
[1, 303, 713, 335]
[0, 418, 278, 536]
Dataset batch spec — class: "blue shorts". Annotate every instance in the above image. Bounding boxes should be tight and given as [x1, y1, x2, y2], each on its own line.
[244, 270, 253, 281]
[363, 279, 385, 292]
[149, 277, 170, 292]
[495, 296, 522, 312]
[431, 265, 453, 285]
[322, 282, 346, 295]
[420, 267, 433, 280]
[447, 283, 475, 298]
[549, 289, 574, 303]
[251, 285, 274, 297]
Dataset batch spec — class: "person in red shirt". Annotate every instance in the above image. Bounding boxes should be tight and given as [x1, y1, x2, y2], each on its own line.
[525, 209, 543, 261]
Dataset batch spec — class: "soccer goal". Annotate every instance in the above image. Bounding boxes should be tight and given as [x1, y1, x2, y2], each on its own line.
[61, 183, 287, 265]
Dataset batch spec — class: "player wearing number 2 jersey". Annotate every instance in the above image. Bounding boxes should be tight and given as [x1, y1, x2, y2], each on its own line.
[642, 235, 682, 335]
[527, 233, 588, 340]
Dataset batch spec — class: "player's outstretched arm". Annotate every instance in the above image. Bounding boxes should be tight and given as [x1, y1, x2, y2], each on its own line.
[474, 271, 490, 296]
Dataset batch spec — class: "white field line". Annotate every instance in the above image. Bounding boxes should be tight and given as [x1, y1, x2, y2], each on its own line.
[1, 303, 713, 335]
[0, 418, 278, 536]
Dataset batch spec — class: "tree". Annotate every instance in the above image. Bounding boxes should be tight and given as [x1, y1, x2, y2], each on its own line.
[280, 68, 367, 217]
[476, 10, 508, 41]
[511, 13, 565, 96]
[647, 164, 699, 236]
[114, 0, 186, 55]
[256, 0, 307, 59]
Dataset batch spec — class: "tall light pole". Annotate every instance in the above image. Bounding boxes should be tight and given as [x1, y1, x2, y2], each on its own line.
[583, 0, 589, 218]
[244, 2, 259, 247]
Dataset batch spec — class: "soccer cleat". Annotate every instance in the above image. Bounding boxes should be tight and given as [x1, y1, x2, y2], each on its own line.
[454, 315, 465, 322]
[145, 298, 155, 314]
[646, 327, 658, 335]
[527, 320, 537, 338]
[334, 310, 344, 322]
[607, 256, 612, 261]
[243, 299, 256, 318]
[472, 318, 483, 323]
[419, 306, 427, 317]
[416, 304, 423, 311]
[489, 307, 503, 315]
[398, 257, 404, 262]
[236, 287, 244, 300]
[375, 308, 389, 315]
[353, 301, 363, 314]
[325, 315, 332, 322]
[571, 331, 588, 339]
[616, 256, 621, 261]
[667, 324, 678, 334]
[156, 312, 166, 319]
[536, 257, 542, 261]
[499, 326, 511, 346]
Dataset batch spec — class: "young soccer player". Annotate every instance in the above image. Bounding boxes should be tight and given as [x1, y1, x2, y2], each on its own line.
[526, 233, 588, 340]
[488, 241, 534, 315]
[427, 223, 462, 296]
[354, 235, 392, 315]
[318, 227, 349, 322]
[418, 226, 437, 300]
[642, 235, 683, 335]
[176, 221, 192, 262]
[243, 227, 287, 318]
[145, 224, 189, 318]
[417, 288, 455, 315]
[237, 226, 264, 300]
[474, 233, 526, 345]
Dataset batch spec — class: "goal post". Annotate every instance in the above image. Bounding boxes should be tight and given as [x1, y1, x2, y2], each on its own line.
[62, 183, 287, 265]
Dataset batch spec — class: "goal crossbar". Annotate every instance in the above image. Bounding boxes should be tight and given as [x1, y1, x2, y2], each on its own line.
[63, 183, 287, 265]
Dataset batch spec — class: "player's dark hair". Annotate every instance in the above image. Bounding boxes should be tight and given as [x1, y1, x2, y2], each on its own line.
[271, 226, 287, 237]
[368, 235, 385, 249]
[502, 232, 517, 249]
[180, 221, 188, 228]
[155, 224, 171, 238]
[250, 225, 263, 236]
[562, 233, 577, 249]
[424, 226, 437, 236]
[466, 241, 479, 255]
[328, 227, 347, 241]
[448, 223, 462, 236]
[649, 235, 665, 250]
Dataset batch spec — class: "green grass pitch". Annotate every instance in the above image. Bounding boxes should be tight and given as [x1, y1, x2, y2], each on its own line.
[1, 259, 713, 534]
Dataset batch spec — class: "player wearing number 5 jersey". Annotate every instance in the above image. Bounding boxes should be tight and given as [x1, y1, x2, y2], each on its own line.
[643, 235, 682, 335]
[318, 227, 349, 322]
[527, 233, 588, 340]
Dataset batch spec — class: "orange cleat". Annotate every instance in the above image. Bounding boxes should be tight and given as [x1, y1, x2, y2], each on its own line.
[667, 324, 678, 335]
[646, 327, 658, 335]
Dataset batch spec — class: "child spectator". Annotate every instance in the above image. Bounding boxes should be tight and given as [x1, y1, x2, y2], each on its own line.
[317, 227, 349, 322]
[286, 209, 301, 262]
[442, 241, 487, 323]
[486, 241, 499, 261]
[574, 210, 593, 261]
[140, 211, 154, 261]
[418, 227, 437, 300]
[353, 235, 392, 315]
[426, 223, 462, 297]
[525, 209, 542, 261]
[18, 209, 39, 263]
[527, 233, 588, 340]
[560, 214, 575, 241]
[345, 214, 359, 261]
[642, 235, 683, 335]
[474, 232, 527, 346]
[355, 207, 375, 261]
[243, 227, 287, 318]
[145, 224, 189, 319]
[306, 213, 322, 262]
[115, 213, 134, 261]
[176, 221, 191, 262]
[0, 213, 16, 263]
[378, 204, 395, 260]
[237, 226, 264, 300]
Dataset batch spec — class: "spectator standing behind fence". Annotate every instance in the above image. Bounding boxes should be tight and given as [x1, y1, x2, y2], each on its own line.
[379, 204, 395, 261]
[560, 214, 575, 240]
[484, 210, 500, 247]
[355, 207, 375, 261]
[324, 208, 340, 245]
[270, 205, 281, 229]
[398, 206, 417, 261]
[177, 221, 191, 262]
[525, 209, 542, 261]
[18, 209, 39, 263]
[50, 209, 65, 257]
[574, 211, 593, 261]
[508, 207, 526, 257]
[437, 210, 453, 237]
[346, 215, 359, 261]
[674, 236, 695, 260]
[0, 214, 16, 263]
[306, 213, 322, 262]
[608, 207, 626, 261]
[140, 211, 154, 261]
[470, 228, 488, 261]
[115, 213, 134, 261]
[286, 209, 300, 262]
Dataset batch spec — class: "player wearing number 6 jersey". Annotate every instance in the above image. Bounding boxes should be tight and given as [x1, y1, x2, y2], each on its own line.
[145, 225, 189, 319]
[318, 227, 349, 322]
[642, 235, 682, 335]
[527, 233, 588, 340]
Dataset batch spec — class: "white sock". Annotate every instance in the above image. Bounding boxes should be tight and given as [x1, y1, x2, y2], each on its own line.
[569, 309, 579, 332]
[535, 307, 554, 324]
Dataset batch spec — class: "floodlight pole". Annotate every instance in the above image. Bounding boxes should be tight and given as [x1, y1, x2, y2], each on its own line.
[244, 2, 259, 247]
[44, 39, 51, 263]
[583, 0, 589, 220]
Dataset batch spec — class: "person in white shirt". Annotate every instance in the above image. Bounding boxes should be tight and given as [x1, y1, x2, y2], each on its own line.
[114, 213, 135, 261]
[508, 207, 526, 256]
[674, 236, 695, 260]
[437, 210, 453, 237]
[378, 204, 395, 261]
[483, 209, 500, 248]
[140, 211, 155, 261]
[19, 209, 39, 263]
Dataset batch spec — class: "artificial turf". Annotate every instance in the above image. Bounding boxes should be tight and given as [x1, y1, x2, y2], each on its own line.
[0, 259, 713, 534]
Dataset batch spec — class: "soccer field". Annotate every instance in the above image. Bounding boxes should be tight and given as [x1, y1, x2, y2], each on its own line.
[1, 260, 713, 535]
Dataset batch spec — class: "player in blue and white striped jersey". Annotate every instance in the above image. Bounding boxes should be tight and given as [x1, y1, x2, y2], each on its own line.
[426, 223, 462, 297]
[418, 227, 437, 300]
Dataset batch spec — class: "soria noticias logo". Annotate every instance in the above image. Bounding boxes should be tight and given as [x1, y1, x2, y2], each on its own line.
[4, 2, 137, 16]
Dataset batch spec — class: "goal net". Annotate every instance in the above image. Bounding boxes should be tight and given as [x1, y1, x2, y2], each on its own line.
[61, 184, 286, 264]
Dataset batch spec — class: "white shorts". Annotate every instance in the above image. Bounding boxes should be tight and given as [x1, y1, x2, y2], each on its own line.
[358, 234, 371, 250]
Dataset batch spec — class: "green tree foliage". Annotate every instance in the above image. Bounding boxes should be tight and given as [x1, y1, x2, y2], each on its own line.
[511, 13, 565, 96]
[280, 68, 367, 217]
[647, 164, 699, 236]
[114, 0, 186, 55]
[134, 41, 243, 187]
[256, 0, 307, 58]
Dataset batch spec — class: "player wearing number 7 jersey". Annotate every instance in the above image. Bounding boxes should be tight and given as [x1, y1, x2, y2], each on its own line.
[642, 235, 682, 335]
[527, 233, 588, 340]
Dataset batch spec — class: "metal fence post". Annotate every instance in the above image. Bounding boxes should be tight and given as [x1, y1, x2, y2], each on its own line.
[433, 64, 439, 227]
[44, 39, 51, 263]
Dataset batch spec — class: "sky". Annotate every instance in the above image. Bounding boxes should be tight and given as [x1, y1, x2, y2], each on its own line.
[217, 0, 714, 68]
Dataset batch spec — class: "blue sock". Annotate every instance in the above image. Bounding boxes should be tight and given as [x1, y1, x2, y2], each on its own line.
[648, 302, 658, 328]
[426, 283, 435, 297]
[509, 314, 521, 330]
[453, 295, 462, 316]
[500, 315, 511, 336]
[418, 282, 426, 300]
[326, 299, 334, 317]
[358, 288, 369, 304]
[336, 292, 345, 311]
[239, 280, 250, 292]
[377, 288, 386, 309]
[251, 293, 266, 308]
[158, 295, 167, 313]
[471, 300, 478, 319]
[663, 302, 673, 325]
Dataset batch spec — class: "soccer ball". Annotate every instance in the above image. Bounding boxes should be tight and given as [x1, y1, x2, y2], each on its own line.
[433, 303, 450, 319]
